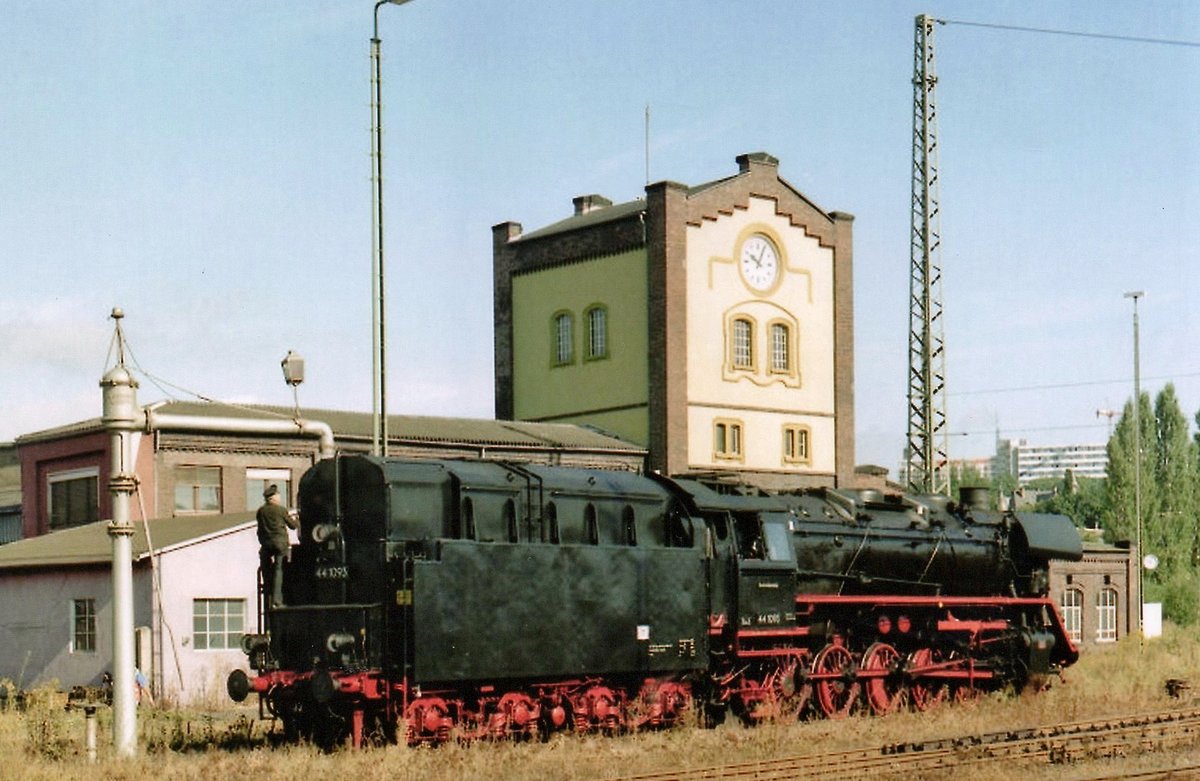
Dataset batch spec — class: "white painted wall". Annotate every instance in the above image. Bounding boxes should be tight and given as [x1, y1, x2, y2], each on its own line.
[0, 523, 260, 706]
[685, 196, 837, 474]
[154, 525, 259, 704]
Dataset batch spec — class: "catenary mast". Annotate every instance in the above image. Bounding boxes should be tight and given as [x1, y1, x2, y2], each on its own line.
[906, 14, 950, 496]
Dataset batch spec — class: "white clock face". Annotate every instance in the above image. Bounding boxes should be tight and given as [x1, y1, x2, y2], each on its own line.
[739, 233, 780, 292]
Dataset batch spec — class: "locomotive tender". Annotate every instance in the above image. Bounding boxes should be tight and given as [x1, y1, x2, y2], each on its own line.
[227, 455, 1083, 746]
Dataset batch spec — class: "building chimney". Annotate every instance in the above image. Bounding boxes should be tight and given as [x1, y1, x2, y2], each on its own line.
[736, 151, 780, 175]
[572, 194, 612, 216]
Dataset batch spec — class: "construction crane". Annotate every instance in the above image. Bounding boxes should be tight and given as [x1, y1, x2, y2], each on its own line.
[906, 14, 949, 496]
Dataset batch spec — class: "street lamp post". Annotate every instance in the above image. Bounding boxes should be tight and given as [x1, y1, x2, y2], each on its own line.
[371, 0, 414, 458]
[1124, 290, 1144, 636]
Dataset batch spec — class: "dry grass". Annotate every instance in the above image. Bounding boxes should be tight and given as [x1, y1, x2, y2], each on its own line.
[5, 627, 1200, 781]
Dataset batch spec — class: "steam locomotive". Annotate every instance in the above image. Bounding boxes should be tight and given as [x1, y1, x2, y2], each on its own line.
[227, 455, 1082, 746]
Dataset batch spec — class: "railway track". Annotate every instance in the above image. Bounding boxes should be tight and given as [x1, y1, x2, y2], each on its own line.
[606, 708, 1200, 781]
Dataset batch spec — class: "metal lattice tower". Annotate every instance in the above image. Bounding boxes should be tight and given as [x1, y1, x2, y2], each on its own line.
[906, 14, 950, 496]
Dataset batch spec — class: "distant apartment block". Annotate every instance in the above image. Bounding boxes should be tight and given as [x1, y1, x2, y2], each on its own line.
[994, 439, 1108, 486]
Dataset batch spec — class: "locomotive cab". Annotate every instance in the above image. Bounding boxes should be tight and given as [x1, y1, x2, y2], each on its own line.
[735, 512, 799, 630]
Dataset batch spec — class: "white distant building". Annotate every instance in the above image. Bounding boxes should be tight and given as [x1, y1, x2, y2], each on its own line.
[995, 439, 1108, 486]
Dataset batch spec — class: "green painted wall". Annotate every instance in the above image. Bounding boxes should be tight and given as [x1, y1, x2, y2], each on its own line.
[512, 248, 649, 445]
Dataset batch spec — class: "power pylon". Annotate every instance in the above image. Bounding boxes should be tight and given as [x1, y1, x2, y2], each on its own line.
[906, 14, 950, 496]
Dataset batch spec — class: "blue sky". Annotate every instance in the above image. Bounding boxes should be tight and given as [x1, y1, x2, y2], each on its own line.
[3, 1, 1198, 474]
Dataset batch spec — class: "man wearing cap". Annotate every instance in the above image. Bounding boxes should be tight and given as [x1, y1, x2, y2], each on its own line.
[257, 484, 297, 608]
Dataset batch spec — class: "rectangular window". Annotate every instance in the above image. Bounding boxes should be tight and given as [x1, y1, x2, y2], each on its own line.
[49, 468, 99, 530]
[246, 468, 292, 511]
[175, 466, 222, 514]
[714, 420, 744, 460]
[783, 425, 811, 464]
[1096, 589, 1117, 643]
[72, 598, 96, 653]
[1061, 589, 1082, 644]
[192, 598, 245, 651]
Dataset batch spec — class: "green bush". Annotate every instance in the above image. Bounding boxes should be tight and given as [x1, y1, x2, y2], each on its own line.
[1160, 570, 1200, 627]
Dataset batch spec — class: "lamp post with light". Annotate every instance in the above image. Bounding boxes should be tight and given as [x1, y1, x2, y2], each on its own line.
[1124, 290, 1144, 636]
[371, 0, 414, 458]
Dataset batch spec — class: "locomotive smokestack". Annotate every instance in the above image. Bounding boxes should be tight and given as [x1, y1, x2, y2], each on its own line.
[958, 486, 990, 512]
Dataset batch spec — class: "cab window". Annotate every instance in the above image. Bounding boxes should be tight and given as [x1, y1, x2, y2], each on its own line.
[762, 520, 793, 562]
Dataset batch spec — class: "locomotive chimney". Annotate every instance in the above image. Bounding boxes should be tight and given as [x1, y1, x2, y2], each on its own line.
[958, 486, 990, 512]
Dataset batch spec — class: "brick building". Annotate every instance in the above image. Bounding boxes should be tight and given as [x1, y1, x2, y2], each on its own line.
[1049, 540, 1140, 649]
[494, 152, 856, 489]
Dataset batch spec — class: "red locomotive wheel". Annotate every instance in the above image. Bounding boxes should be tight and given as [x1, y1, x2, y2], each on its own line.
[812, 642, 859, 719]
[908, 647, 949, 712]
[861, 643, 904, 715]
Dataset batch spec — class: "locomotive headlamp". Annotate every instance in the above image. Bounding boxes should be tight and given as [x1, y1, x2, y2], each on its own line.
[312, 524, 342, 544]
[326, 633, 356, 654]
[241, 633, 270, 655]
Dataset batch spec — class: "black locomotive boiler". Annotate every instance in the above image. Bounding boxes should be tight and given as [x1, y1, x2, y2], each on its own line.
[227, 455, 1083, 746]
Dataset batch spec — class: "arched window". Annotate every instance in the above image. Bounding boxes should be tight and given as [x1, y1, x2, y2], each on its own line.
[1096, 588, 1118, 642]
[622, 505, 637, 546]
[545, 502, 560, 544]
[460, 497, 476, 540]
[504, 499, 518, 543]
[666, 504, 694, 549]
[1061, 588, 1082, 643]
[769, 322, 792, 374]
[730, 317, 753, 370]
[584, 504, 599, 545]
[585, 305, 608, 360]
[552, 311, 574, 366]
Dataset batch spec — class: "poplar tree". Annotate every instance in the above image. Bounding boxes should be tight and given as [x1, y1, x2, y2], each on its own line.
[1152, 384, 1198, 572]
[1103, 392, 1158, 551]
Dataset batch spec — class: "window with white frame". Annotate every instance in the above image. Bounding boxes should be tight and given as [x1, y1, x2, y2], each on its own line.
[175, 465, 221, 514]
[1096, 588, 1118, 642]
[71, 598, 96, 653]
[49, 468, 99, 530]
[552, 311, 574, 366]
[192, 598, 245, 650]
[246, 468, 292, 511]
[730, 318, 754, 370]
[1061, 588, 1083, 644]
[585, 305, 608, 360]
[769, 322, 792, 374]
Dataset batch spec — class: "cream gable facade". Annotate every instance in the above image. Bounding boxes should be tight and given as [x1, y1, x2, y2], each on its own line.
[494, 152, 856, 489]
[685, 197, 837, 475]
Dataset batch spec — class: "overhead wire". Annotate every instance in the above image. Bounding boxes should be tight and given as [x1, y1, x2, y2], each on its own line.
[951, 371, 1200, 398]
[937, 18, 1200, 49]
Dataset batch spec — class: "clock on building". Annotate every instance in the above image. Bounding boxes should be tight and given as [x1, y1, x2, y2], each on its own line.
[738, 232, 781, 293]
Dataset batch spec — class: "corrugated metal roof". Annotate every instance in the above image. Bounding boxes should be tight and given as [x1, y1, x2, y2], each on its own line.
[17, 401, 644, 454]
[0, 512, 254, 571]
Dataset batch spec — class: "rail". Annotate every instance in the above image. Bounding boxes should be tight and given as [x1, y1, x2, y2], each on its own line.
[603, 707, 1200, 781]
